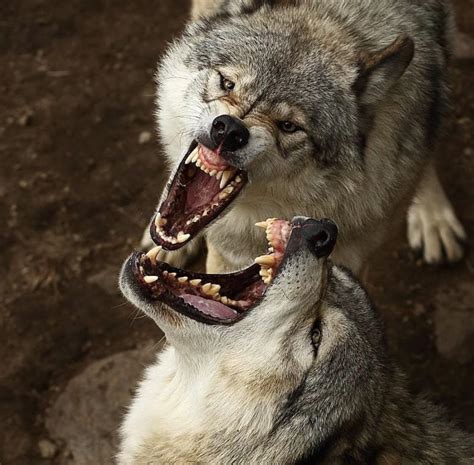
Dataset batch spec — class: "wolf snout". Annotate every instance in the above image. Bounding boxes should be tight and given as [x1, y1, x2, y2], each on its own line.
[297, 218, 338, 259]
[211, 115, 249, 152]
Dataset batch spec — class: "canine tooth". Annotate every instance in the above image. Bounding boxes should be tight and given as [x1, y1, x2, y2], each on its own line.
[255, 255, 275, 266]
[178, 276, 189, 284]
[219, 169, 234, 189]
[255, 221, 267, 229]
[190, 279, 202, 286]
[177, 232, 191, 243]
[185, 147, 198, 164]
[146, 245, 162, 263]
[144, 275, 159, 284]
[216, 171, 223, 180]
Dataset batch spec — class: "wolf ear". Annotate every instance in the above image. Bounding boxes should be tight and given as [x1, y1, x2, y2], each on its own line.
[353, 35, 415, 106]
[192, 0, 267, 20]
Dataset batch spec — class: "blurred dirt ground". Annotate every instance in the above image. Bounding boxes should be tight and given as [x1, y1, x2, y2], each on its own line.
[1, 1, 473, 464]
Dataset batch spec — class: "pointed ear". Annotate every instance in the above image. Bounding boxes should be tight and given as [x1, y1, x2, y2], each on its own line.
[353, 35, 415, 106]
[192, 0, 266, 20]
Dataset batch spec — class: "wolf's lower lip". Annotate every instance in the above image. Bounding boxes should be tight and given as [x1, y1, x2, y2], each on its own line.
[151, 141, 247, 250]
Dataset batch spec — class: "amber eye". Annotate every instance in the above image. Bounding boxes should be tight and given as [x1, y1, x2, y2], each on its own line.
[220, 73, 235, 91]
[278, 121, 300, 133]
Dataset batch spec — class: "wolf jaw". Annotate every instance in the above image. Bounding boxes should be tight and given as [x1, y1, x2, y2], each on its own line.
[131, 218, 293, 325]
[151, 141, 247, 250]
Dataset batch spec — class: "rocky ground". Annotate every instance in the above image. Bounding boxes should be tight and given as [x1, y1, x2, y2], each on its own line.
[1, 1, 473, 464]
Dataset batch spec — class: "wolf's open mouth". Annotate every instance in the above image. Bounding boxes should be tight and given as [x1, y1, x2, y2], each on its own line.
[131, 219, 292, 325]
[151, 141, 247, 250]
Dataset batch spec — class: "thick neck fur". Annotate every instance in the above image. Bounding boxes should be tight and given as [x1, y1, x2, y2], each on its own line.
[118, 323, 473, 465]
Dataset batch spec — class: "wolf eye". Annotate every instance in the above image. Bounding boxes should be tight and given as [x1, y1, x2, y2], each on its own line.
[278, 121, 300, 133]
[311, 321, 322, 350]
[219, 73, 235, 91]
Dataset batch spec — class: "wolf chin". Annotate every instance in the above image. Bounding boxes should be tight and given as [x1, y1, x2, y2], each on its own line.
[119, 217, 474, 464]
[144, 0, 466, 274]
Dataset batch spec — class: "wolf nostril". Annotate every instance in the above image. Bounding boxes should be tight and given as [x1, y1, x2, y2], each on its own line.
[211, 115, 249, 151]
[300, 219, 338, 258]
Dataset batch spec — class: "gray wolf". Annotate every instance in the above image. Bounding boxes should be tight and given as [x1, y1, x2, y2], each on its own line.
[142, 0, 466, 274]
[119, 217, 474, 464]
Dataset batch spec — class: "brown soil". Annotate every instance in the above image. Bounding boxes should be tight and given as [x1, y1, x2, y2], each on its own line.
[1, 1, 473, 464]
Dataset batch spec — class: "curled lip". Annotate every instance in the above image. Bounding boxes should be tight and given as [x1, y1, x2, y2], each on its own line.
[125, 218, 296, 326]
[123, 217, 337, 326]
[151, 140, 248, 251]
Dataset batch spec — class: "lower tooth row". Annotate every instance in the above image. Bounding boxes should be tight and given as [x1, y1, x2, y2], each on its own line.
[143, 269, 238, 306]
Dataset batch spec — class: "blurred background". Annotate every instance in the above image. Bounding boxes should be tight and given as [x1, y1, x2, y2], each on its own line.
[1, 1, 473, 464]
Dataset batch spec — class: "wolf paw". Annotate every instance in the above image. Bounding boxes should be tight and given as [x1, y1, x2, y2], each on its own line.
[407, 201, 467, 265]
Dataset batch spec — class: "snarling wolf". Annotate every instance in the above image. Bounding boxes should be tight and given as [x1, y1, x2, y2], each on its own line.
[119, 217, 474, 464]
[142, 0, 466, 274]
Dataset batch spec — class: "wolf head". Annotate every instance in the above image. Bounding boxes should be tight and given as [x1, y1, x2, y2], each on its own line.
[120, 217, 389, 463]
[151, 1, 414, 250]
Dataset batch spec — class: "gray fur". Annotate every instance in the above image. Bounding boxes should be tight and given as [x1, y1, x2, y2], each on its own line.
[152, 0, 464, 273]
[118, 225, 474, 464]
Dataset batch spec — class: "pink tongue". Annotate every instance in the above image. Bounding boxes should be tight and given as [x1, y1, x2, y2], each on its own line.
[181, 294, 238, 320]
[185, 170, 221, 213]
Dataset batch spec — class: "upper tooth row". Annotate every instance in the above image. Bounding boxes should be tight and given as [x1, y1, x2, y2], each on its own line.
[255, 218, 277, 247]
[185, 147, 236, 189]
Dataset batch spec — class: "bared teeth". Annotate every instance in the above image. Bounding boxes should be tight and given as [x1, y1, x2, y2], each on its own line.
[146, 245, 162, 264]
[185, 147, 199, 164]
[144, 275, 159, 284]
[178, 276, 189, 284]
[201, 283, 221, 296]
[155, 213, 167, 228]
[255, 254, 276, 266]
[177, 231, 191, 243]
[259, 267, 271, 278]
[190, 279, 202, 286]
[218, 185, 234, 200]
[219, 169, 234, 189]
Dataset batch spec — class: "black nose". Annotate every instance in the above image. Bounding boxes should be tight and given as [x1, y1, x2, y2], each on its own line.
[300, 218, 338, 258]
[210, 115, 250, 152]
